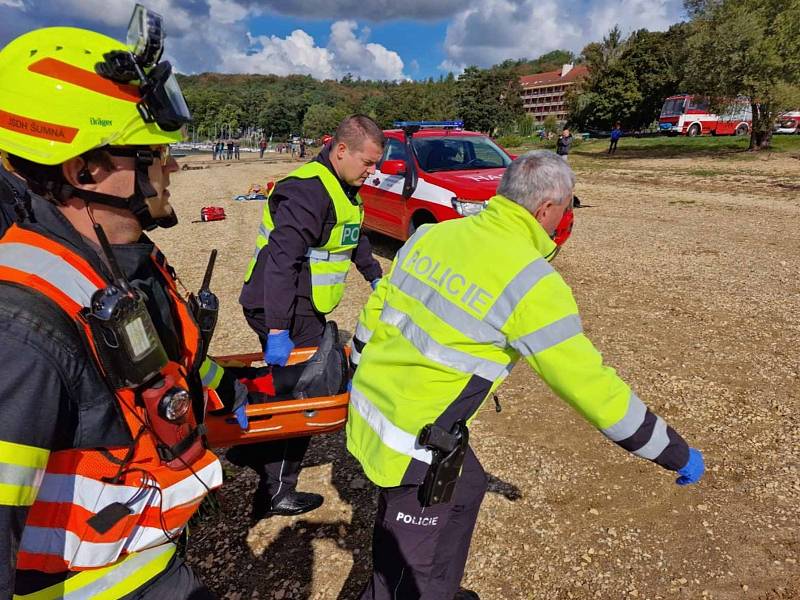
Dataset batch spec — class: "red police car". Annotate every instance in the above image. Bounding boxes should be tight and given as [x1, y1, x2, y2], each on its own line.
[359, 121, 574, 250]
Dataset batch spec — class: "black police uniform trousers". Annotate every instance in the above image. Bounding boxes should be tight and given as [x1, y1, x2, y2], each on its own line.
[226, 307, 327, 502]
[360, 447, 488, 600]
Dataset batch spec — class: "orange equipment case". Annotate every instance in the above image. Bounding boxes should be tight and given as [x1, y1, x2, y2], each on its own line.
[204, 347, 350, 448]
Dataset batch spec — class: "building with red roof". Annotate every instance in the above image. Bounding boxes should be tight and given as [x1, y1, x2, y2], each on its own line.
[519, 64, 588, 123]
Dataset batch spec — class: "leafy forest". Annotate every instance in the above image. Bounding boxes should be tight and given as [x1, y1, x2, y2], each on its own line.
[178, 0, 800, 150]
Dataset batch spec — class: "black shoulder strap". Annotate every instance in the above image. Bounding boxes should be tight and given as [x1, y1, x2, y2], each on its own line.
[0, 281, 134, 448]
[0, 166, 30, 235]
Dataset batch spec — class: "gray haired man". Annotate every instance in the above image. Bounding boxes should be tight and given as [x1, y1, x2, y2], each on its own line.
[347, 150, 704, 599]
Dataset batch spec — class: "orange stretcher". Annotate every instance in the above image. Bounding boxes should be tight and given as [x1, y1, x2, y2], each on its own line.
[204, 347, 350, 448]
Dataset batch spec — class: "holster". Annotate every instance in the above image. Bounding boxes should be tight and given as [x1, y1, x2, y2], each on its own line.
[418, 420, 469, 507]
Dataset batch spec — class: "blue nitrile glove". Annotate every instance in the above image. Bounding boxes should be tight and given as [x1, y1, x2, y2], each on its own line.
[370, 278, 381, 291]
[234, 403, 249, 430]
[264, 329, 294, 366]
[676, 448, 705, 486]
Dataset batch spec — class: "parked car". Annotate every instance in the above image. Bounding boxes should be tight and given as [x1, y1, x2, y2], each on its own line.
[360, 121, 514, 240]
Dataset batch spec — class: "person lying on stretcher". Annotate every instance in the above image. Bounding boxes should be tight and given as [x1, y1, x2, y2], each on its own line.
[202, 322, 348, 430]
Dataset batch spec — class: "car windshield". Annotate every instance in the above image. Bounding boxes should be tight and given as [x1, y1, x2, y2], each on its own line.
[660, 98, 685, 117]
[412, 136, 511, 172]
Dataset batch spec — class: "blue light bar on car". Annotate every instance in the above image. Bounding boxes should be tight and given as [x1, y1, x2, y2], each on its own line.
[393, 120, 464, 128]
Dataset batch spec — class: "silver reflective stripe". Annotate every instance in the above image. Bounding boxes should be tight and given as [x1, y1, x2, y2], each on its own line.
[251, 223, 272, 263]
[354, 321, 373, 344]
[311, 272, 348, 286]
[632, 416, 670, 460]
[0, 462, 44, 489]
[350, 386, 432, 464]
[200, 359, 222, 388]
[390, 269, 506, 347]
[510, 314, 583, 356]
[349, 339, 362, 366]
[393, 223, 434, 267]
[306, 248, 351, 262]
[61, 544, 176, 600]
[20, 526, 125, 568]
[0, 243, 98, 307]
[381, 305, 510, 381]
[484, 258, 554, 329]
[602, 393, 646, 442]
[307, 248, 329, 260]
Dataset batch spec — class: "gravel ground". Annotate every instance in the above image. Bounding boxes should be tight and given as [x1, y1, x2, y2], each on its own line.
[151, 146, 800, 600]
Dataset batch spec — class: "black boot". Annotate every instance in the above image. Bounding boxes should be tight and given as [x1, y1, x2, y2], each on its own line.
[251, 475, 272, 521]
[291, 321, 347, 398]
[267, 490, 323, 517]
[453, 589, 480, 600]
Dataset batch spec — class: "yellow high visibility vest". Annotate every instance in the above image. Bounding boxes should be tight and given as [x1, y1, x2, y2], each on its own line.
[244, 161, 364, 314]
[347, 194, 641, 488]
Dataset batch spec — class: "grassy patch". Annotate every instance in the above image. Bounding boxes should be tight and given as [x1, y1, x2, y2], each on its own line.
[506, 134, 800, 161]
[686, 168, 724, 177]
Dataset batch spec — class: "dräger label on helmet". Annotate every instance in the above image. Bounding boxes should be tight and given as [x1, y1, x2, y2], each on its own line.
[396, 512, 439, 526]
[90, 117, 113, 127]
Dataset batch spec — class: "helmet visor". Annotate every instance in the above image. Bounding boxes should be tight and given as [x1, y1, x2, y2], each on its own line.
[138, 61, 191, 132]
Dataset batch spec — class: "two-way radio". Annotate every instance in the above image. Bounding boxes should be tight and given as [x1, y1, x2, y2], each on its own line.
[188, 249, 219, 359]
[85, 223, 168, 389]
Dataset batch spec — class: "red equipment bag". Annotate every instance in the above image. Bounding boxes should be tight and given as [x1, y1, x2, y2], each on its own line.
[205, 346, 350, 448]
[200, 206, 226, 222]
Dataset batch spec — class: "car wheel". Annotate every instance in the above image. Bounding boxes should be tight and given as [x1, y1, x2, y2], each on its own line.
[409, 211, 437, 237]
[735, 124, 749, 136]
[687, 124, 701, 137]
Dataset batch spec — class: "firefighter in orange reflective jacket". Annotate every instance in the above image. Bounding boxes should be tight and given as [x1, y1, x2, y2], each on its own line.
[0, 12, 344, 600]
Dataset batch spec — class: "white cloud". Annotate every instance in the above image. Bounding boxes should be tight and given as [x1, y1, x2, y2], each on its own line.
[328, 20, 406, 80]
[440, 0, 685, 71]
[0, 0, 26, 8]
[219, 20, 407, 81]
[441, 0, 583, 71]
[221, 29, 337, 78]
[208, 0, 251, 25]
[586, 0, 684, 41]
[239, 0, 466, 21]
[52, 0, 196, 34]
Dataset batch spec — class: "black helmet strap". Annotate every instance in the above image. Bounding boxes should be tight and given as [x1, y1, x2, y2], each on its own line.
[69, 148, 177, 231]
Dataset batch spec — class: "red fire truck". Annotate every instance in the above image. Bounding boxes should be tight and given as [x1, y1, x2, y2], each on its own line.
[658, 95, 752, 137]
[775, 111, 800, 134]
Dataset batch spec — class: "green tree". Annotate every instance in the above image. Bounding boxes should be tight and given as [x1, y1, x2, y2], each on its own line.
[567, 25, 688, 131]
[303, 103, 347, 138]
[682, 0, 800, 149]
[542, 115, 560, 135]
[455, 66, 523, 133]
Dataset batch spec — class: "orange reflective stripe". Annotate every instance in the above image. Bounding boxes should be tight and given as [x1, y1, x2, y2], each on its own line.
[0, 226, 224, 574]
[150, 253, 202, 368]
[207, 389, 225, 411]
[0, 109, 79, 143]
[28, 57, 140, 103]
[0, 265, 83, 315]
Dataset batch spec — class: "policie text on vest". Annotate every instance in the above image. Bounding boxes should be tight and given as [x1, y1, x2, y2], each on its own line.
[405, 251, 494, 314]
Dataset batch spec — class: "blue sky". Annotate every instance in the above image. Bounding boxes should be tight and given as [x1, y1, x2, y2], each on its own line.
[0, 0, 688, 80]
